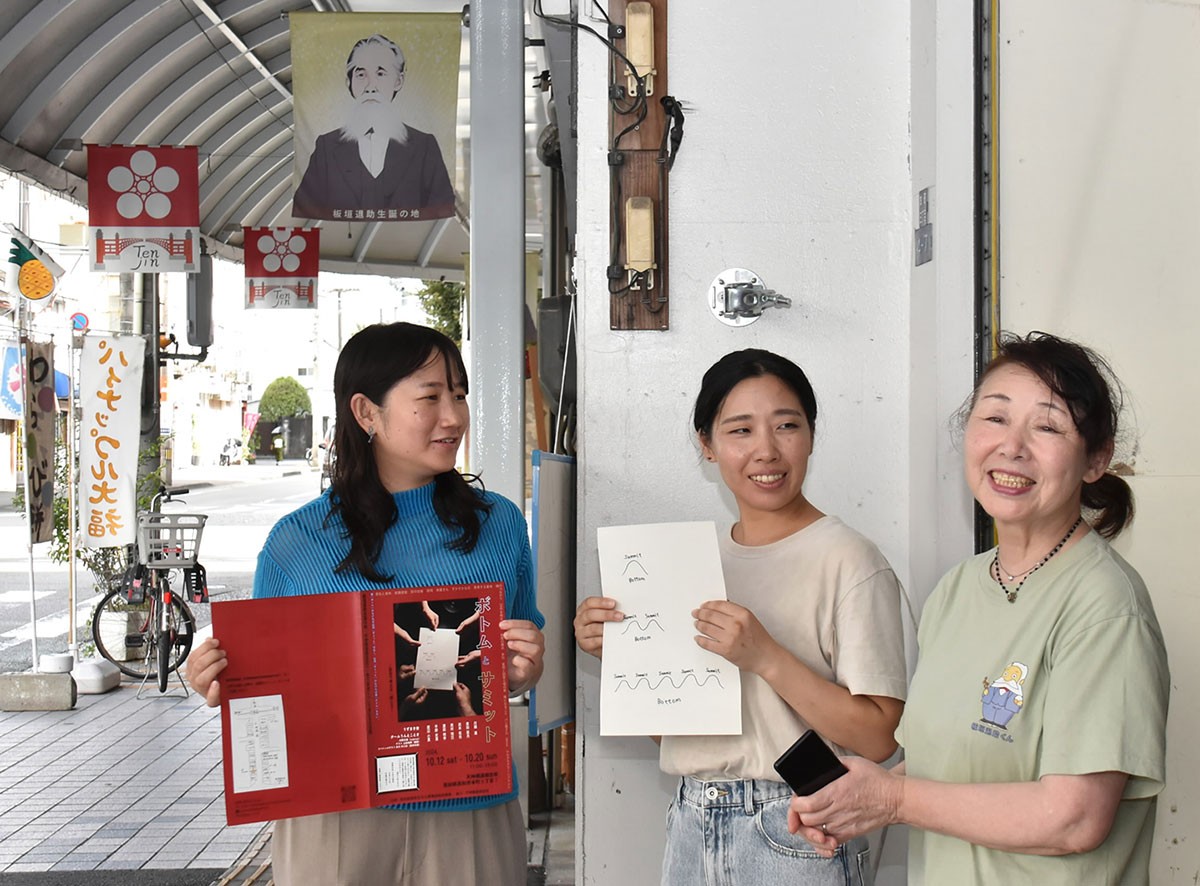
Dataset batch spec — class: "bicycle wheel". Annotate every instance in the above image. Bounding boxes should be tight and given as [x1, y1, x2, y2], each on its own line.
[91, 589, 196, 680]
[161, 589, 196, 678]
[157, 630, 170, 692]
[92, 589, 154, 678]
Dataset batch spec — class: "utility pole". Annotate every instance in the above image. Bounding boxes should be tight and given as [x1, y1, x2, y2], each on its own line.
[139, 272, 161, 486]
[314, 286, 355, 442]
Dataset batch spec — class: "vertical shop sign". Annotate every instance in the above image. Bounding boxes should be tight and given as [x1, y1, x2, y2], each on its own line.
[79, 334, 146, 548]
[6, 225, 65, 304]
[23, 340, 57, 544]
[0, 342, 22, 420]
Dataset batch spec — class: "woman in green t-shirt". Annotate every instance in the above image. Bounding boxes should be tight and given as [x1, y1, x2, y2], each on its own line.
[789, 332, 1169, 886]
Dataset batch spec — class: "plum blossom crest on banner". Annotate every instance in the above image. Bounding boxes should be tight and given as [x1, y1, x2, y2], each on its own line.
[243, 227, 320, 310]
[87, 145, 200, 274]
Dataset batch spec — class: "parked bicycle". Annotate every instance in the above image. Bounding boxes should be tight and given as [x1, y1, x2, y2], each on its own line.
[90, 486, 209, 694]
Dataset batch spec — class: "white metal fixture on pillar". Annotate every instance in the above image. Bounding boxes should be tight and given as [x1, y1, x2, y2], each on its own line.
[707, 267, 793, 327]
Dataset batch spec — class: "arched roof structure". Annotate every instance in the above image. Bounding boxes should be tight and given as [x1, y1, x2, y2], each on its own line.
[0, 0, 556, 281]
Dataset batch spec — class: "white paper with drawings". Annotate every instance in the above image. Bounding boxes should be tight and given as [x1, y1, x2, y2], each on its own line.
[598, 521, 742, 736]
[415, 627, 459, 690]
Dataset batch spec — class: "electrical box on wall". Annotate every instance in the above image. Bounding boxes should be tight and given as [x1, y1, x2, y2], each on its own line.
[607, 0, 670, 331]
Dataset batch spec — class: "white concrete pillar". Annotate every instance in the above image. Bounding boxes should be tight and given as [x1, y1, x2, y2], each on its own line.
[467, 0, 526, 505]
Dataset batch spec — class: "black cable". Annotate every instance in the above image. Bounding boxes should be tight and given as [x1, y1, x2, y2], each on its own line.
[658, 95, 685, 171]
[591, 1, 614, 27]
[605, 21, 647, 119]
[612, 82, 648, 148]
[646, 132, 668, 314]
[609, 70, 644, 117]
[533, 0, 662, 302]
[609, 162, 624, 284]
[608, 82, 648, 288]
[532, 0, 646, 98]
[609, 269, 647, 296]
[633, 93, 679, 312]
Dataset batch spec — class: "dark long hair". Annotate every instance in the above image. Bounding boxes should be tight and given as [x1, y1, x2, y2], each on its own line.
[327, 323, 490, 582]
[693, 348, 818, 440]
[972, 331, 1133, 539]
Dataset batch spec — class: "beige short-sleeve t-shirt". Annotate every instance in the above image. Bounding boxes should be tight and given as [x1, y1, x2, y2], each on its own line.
[660, 515, 909, 781]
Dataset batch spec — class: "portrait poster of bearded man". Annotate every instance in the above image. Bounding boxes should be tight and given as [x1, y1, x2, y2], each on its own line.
[290, 12, 459, 221]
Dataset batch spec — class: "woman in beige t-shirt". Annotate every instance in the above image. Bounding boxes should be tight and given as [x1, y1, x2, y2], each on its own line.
[576, 348, 909, 885]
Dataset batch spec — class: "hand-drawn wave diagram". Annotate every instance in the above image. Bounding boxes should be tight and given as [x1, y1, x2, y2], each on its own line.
[613, 672, 726, 692]
[620, 617, 664, 635]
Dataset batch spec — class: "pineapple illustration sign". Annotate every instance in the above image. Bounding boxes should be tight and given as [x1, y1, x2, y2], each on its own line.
[4, 225, 64, 303]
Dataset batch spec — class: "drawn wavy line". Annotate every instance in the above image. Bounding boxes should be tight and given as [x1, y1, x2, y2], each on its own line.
[620, 618, 664, 634]
[613, 673, 725, 692]
[621, 560, 649, 577]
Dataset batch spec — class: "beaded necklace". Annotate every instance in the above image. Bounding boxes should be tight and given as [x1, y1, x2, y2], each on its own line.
[991, 516, 1084, 604]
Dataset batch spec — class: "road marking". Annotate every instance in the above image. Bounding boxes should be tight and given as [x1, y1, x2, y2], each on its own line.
[0, 599, 99, 651]
[0, 590, 53, 603]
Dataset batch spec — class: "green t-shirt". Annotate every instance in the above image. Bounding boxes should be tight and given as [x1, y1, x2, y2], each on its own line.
[897, 530, 1169, 885]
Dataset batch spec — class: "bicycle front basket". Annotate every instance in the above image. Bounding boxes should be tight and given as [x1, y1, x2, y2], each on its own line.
[137, 513, 207, 568]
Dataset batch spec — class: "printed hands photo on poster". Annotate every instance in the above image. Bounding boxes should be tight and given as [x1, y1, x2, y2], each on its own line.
[414, 628, 458, 690]
[396, 596, 485, 719]
[598, 521, 742, 736]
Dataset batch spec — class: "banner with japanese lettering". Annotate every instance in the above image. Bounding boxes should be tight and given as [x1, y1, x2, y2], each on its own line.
[290, 12, 460, 222]
[0, 342, 22, 420]
[87, 145, 200, 274]
[79, 334, 146, 548]
[23, 340, 57, 544]
[1, 342, 74, 420]
[243, 227, 320, 310]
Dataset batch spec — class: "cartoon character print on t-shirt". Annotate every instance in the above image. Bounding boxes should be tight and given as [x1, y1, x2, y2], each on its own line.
[979, 660, 1028, 733]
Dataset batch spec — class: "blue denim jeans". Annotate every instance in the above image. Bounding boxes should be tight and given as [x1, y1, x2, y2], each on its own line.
[661, 776, 873, 886]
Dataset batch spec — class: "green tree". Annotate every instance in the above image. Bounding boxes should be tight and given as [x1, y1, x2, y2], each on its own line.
[259, 377, 312, 423]
[416, 280, 464, 345]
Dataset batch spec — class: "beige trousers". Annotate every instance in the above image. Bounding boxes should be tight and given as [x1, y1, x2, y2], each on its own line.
[271, 799, 526, 886]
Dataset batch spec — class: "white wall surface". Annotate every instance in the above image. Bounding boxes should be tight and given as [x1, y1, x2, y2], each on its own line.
[999, 2, 1200, 881]
[572, 2, 974, 882]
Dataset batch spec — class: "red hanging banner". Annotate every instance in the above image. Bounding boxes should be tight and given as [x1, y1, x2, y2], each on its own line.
[243, 227, 320, 310]
[87, 145, 200, 274]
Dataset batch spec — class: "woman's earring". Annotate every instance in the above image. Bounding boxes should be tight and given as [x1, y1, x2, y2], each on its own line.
[366, 426, 376, 444]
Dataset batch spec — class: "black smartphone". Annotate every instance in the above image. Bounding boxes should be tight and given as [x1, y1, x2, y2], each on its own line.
[773, 729, 848, 796]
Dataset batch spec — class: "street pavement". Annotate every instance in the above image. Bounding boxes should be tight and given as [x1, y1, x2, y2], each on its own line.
[0, 677, 264, 881]
[0, 461, 306, 882]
